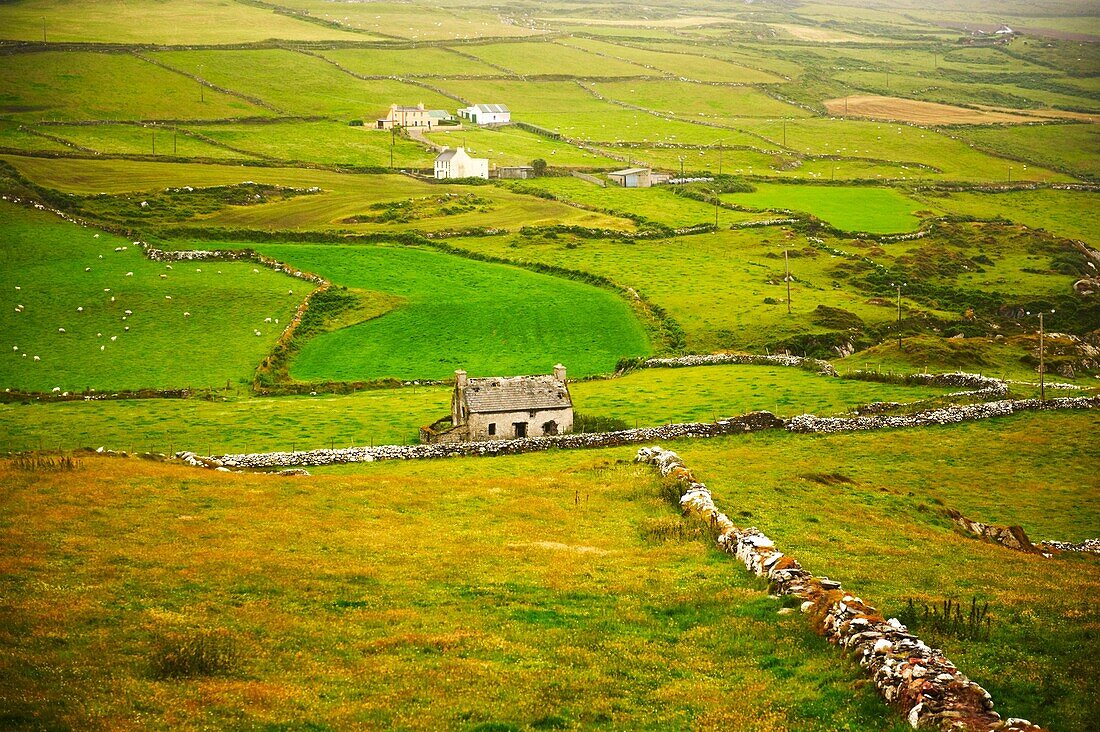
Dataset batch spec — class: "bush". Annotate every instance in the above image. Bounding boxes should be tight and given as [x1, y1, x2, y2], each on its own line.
[150, 628, 239, 679]
[572, 412, 629, 433]
[347, 120, 364, 127]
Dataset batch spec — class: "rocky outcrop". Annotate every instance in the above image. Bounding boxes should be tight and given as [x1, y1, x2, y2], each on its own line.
[636, 446, 1041, 732]
[946, 509, 1039, 553]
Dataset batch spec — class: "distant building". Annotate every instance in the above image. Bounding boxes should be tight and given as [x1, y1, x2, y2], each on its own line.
[458, 103, 511, 125]
[608, 167, 655, 188]
[377, 103, 449, 130]
[434, 146, 489, 179]
[493, 165, 535, 179]
[421, 365, 574, 443]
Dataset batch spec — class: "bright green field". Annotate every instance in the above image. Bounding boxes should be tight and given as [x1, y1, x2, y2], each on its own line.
[255, 243, 651, 381]
[185, 121, 434, 168]
[561, 37, 787, 83]
[0, 202, 303, 392]
[320, 47, 503, 77]
[723, 183, 925, 234]
[152, 49, 456, 120]
[0, 51, 266, 122]
[0, 365, 950, 453]
[462, 41, 655, 77]
[0, 0, 368, 43]
[590, 80, 813, 121]
[40, 123, 255, 160]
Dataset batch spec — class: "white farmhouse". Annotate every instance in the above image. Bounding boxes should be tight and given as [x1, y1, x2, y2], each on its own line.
[421, 365, 574, 443]
[457, 103, 511, 125]
[434, 146, 489, 179]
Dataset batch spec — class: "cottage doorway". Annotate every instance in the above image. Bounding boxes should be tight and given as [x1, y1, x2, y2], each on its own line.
[513, 422, 528, 438]
[542, 420, 558, 436]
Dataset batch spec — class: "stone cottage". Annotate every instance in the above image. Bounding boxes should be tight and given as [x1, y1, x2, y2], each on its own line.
[421, 365, 574, 443]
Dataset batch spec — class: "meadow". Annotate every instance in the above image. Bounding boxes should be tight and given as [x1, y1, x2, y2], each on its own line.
[0, 364, 952, 454]
[918, 188, 1100, 248]
[38, 123, 255, 161]
[0, 202, 303, 392]
[254, 242, 650, 382]
[560, 37, 788, 83]
[953, 123, 1100, 181]
[722, 183, 926, 234]
[423, 126, 623, 168]
[1, 409, 1095, 730]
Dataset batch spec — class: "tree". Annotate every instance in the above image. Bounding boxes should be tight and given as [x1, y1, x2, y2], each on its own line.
[531, 158, 547, 177]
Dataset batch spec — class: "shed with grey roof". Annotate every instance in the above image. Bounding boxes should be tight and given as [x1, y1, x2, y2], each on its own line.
[421, 365, 573, 443]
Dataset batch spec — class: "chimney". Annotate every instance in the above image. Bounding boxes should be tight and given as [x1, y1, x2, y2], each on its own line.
[455, 369, 468, 388]
[452, 370, 468, 426]
[553, 364, 566, 382]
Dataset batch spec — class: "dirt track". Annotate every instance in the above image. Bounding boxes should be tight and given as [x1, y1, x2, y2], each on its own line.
[825, 95, 1038, 125]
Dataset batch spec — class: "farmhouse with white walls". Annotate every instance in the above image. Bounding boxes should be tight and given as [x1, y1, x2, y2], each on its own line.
[434, 146, 490, 179]
[421, 365, 573, 443]
[457, 103, 511, 125]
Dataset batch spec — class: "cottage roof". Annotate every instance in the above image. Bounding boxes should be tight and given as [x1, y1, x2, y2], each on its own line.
[463, 375, 571, 414]
[469, 103, 509, 114]
[436, 148, 460, 162]
[609, 168, 650, 176]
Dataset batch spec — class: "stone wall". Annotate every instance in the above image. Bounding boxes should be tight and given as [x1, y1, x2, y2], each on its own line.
[635, 446, 1041, 732]
[642, 353, 838, 376]
[787, 396, 1099, 434]
[206, 411, 784, 469]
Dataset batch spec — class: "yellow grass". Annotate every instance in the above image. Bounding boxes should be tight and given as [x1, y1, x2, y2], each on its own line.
[824, 96, 1036, 125]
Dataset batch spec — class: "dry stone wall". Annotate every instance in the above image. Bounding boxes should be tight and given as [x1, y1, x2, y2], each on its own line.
[636, 446, 1042, 732]
[643, 353, 838, 376]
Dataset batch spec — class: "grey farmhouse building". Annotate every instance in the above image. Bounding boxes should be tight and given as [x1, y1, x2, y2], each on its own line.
[421, 365, 574, 443]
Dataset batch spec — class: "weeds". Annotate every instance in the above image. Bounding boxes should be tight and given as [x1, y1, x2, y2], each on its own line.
[896, 597, 994, 642]
[11, 454, 80, 472]
[150, 628, 239, 679]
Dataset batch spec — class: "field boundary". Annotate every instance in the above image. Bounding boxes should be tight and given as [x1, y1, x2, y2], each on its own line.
[636, 446, 1042, 732]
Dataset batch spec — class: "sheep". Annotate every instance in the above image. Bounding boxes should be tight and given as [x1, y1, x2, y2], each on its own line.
[274, 319, 279, 324]
[165, 295, 172, 300]
[110, 296, 115, 302]
[12, 346, 18, 351]
[96, 332, 102, 337]
[33, 356, 40, 362]
[195, 268, 201, 273]
[77, 307, 83, 312]
[124, 326, 129, 331]
[254, 330, 262, 336]
[93, 234, 99, 238]
[288, 289, 293, 295]
[21, 353, 26, 358]
[14, 286, 19, 290]
[124, 310, 132, 315]
[100, 345, 105, 351]
[110, 336, 117, 341]
[160, 274, 168, 279]
[58, 328, 65, 333]
[52, 387, 61, 392]
[126, 272, 134, 277]
[253, 268, 259, 273]
[264, 317, 272, 323]
[114, 246, 123, 252]
[85, 267, 91, 272]
[104, 288, 110, 292]
[183, 312, 190, 317]
[165, 264, 172, 270]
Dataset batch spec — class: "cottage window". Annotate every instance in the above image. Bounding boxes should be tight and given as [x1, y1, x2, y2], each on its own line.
[542, 420, 558, 436]
[488, 423, 496, 436]
[513, 422, 527, 438]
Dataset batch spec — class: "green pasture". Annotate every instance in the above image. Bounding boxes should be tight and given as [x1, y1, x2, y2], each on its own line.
[462, 41, 655, 77]
[0, 364, 952, 454]
[953, 124, 1100, 181]
[590, 80, 813, 121]
[185, 121, 434, 168]
[512, 177, 763, 228]
[0, 0, 368, 44]
[433, 78, 615, 115]
[423, 126, 623, 168]
[722, 183, 926, 234]
[631, 42, 806, 80]
[0, 121, 70, 153]
[152, 49, 455, 120]
[253, 243, 650, 381]
[919, 188, 1100, 247]
[625, 145, 785, 177]
[39, 123, 255, 160]
[0, 452, 911, 731]
[561, 37, 787, 83]
[0, 201, 303, 392]
[447, 229, 906, 353]
[320, 47, 502, 77]
[271, 0, 542, 40]
[0, 51, 266, 122]
[736, 118, 1070, 182]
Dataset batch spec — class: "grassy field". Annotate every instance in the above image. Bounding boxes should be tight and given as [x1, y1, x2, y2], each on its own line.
[0, 51, 267, 122]
[461, 41, 655, 77]
[953, 123, 1100, 181]
[152, 50, 456, 120]
[0, 365, 951, 454]
[446, 229, 908, 354]
[0, 0, 369, 43]
[185, 121, 434, 168]
[1, 410, 1095, 729]
[254, 243, 651, 381]
[271, 0, 543, 40]
[423, 126, 623, 168]
[722, 183, 927, 234]
[918, 188, 1100, 247]
[0, 202, 304, 392]
[320, 47, 504, 77]
[39, 123, 256, 160]
[590, 80, 813, 121]
[560, 37, 787, 83]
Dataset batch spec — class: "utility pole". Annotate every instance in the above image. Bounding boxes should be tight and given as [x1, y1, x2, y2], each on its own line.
[679, 155, 684, 177]
[895, 283, 905, 350]
[151, 127, 155, 155]
[1039, 311, 1046, 402]
[718, 144, 723, 176]
[713, 190, 719, 228]
[782, 120, 787, 147]
[42, 17, 46, 43]
[198, 64, 204, 103]
[173, 129, 177, 155]
[785, 248, 792, 315]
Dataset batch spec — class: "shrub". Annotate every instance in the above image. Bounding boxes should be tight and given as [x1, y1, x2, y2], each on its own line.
[572, 412, 629, 434]
[150, 628, 239, 679]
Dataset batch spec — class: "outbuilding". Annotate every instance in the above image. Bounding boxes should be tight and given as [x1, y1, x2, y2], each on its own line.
[458, 103, 511, 125]
[608, 167, 654, 188]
